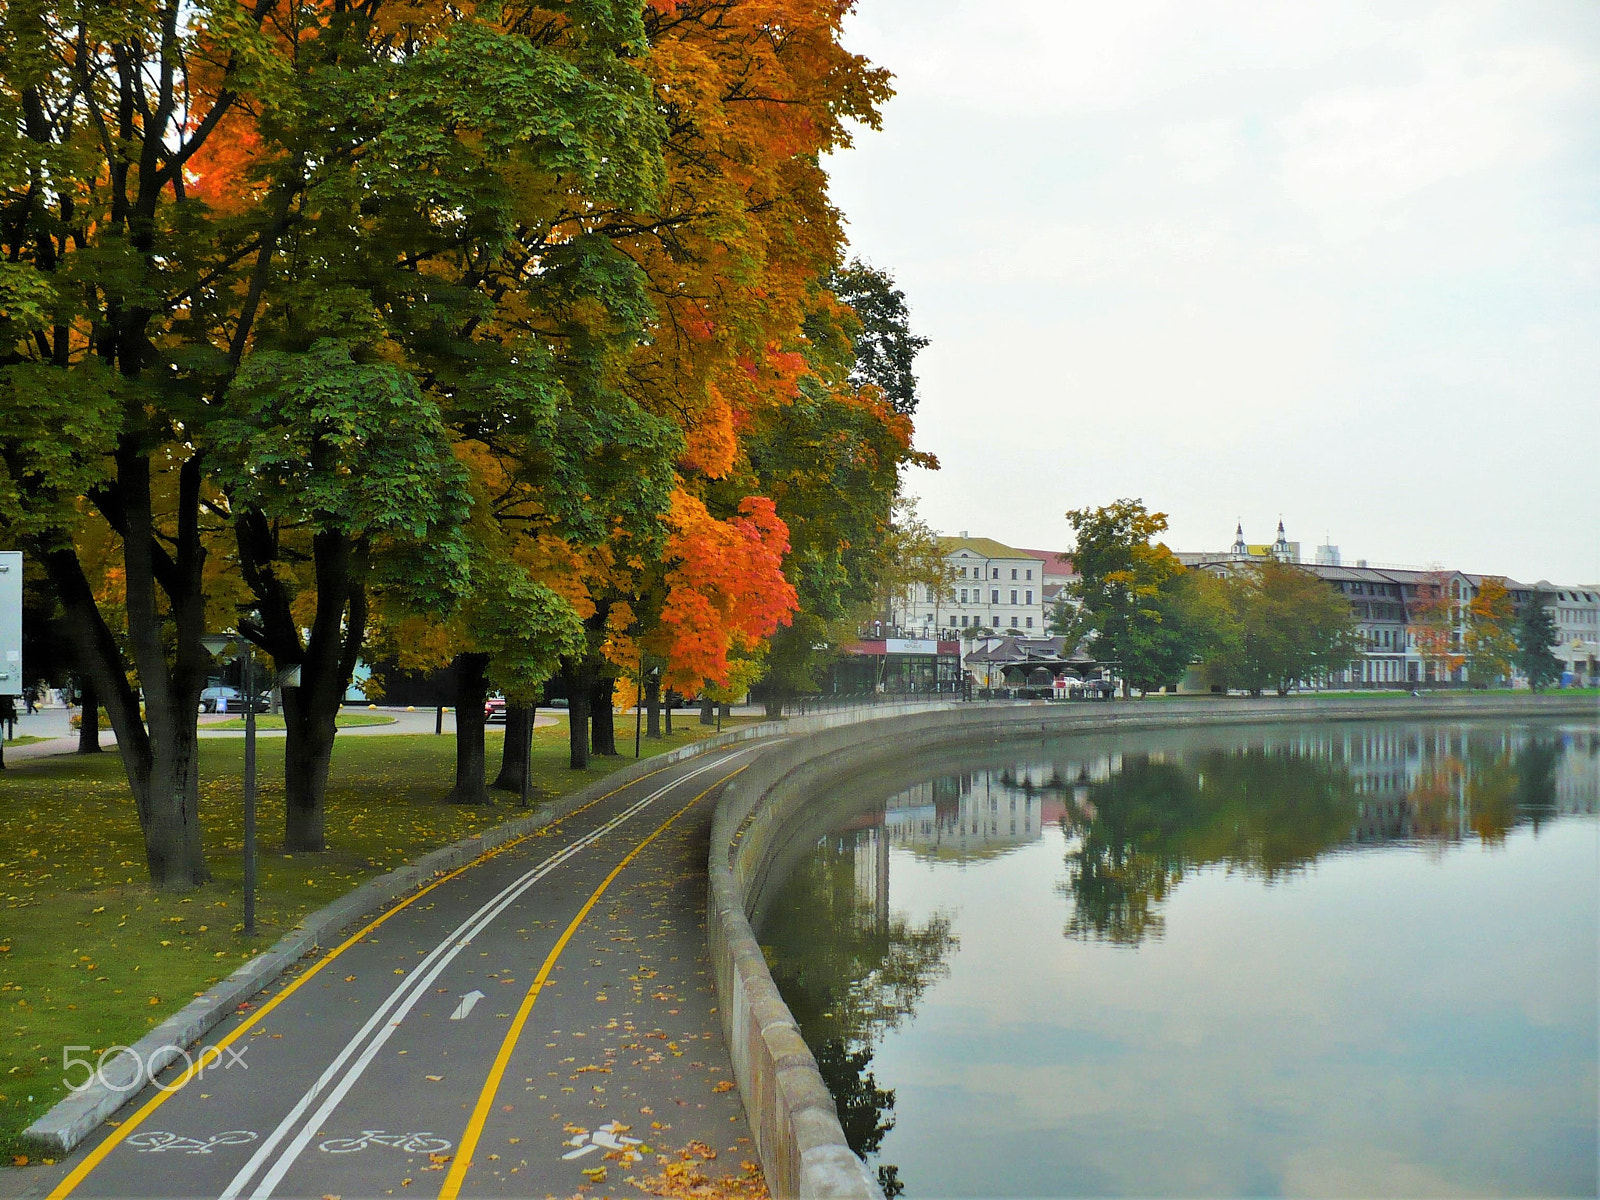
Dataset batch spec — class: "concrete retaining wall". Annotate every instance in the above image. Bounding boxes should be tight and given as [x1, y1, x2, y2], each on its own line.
[706, 693, 1597, 1199]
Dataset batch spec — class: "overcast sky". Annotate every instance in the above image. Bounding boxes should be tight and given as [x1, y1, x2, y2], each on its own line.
[828, 0, 1599, 585]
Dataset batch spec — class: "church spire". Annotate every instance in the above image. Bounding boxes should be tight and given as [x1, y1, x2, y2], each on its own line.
[1272, 517, 1292, 562]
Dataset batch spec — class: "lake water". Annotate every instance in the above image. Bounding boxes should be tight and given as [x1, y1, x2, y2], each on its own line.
[758, 719, 1599, 1198]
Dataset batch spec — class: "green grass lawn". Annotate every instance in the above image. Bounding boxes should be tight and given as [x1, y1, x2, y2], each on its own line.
[1, 737, 51, 748]
[0, 714, 751, 1159]
[202, 712, 397, 731]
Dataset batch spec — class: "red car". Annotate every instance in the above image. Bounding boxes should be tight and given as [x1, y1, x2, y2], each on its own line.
[484, 697, 507, 723]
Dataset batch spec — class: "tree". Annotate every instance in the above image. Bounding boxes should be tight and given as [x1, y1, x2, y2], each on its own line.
[823, 261, 929, 417]
[1057, 500, 1184, 696]
[212, 341, 472, 845]
[1119, 568, 1236, 695]
[1465, 576, 1517, 688]
[1513, 593, 1562, 691]
[0, 0, 310, 886]
[1208, 561, 1358, 696]
[1411, 571, 1466, 684]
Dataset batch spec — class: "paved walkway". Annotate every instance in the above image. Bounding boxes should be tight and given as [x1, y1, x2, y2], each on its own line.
[2, 706, 763, 763]
[18, 742, 775, 1200]
[0, 707, 561, 763]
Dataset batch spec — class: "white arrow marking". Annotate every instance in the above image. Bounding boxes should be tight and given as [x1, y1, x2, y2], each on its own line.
[449, 990, 485, 1021]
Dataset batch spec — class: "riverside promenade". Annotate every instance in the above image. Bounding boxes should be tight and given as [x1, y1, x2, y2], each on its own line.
[11, 693, 1594, 1200]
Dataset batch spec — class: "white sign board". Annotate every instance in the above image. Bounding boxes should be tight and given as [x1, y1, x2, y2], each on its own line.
[885, 638, 939, 655]
[0, 551, 20, 696]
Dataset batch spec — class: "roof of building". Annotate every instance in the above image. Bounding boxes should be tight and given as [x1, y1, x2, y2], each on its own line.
[938, 536, 1042, 561]
[1014, 548, 1077, 578]
[964, 635, 1097, 665]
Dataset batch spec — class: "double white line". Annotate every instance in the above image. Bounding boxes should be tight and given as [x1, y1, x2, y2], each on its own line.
[218, 751, 747, 1200]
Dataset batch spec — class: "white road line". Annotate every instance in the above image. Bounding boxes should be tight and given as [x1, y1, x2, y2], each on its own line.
[449, 991, 485, 1021]
[217, 751, 748, 1200]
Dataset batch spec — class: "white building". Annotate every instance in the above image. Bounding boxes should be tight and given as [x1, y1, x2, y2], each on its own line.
[888, 535, 1050, 638]
[1535, 582, 1599, 686]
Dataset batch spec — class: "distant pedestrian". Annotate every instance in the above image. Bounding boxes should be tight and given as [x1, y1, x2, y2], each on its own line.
[0, 695, 15, 741]
[23, 686, 36, 715]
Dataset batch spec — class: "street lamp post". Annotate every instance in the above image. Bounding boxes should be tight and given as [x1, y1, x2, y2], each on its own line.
[202, 632, 257, 937]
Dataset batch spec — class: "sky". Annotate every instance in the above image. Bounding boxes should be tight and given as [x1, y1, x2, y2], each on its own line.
[826, 0, 1600, 585]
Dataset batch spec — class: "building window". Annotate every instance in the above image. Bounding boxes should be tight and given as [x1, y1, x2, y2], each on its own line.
[1010, 590, 1018, 604]
[960, 589, 968, 603]
[1026, 617, 1034, 628]
[1010, 616, 1019, 627]
[1010, 568, 1018, 580]
[960, 615, 968, 627]
[991, 590, 999, 604]
[1026, 569, 1033, 580]
[958, 567, 966, 578]
[992, 568, 999, 579]
[1026, 590, 1033, 605]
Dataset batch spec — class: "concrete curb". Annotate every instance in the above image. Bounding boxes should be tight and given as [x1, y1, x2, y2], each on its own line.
[706, 693, 1597, 1200]
[19, 718, 793, 1157]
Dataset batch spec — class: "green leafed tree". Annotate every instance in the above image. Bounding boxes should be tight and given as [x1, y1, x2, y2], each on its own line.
[1207, 560, 1358, 696]
[823, 260, 930, 417]
[1513, 593, 1562, 691]
[1055, 499, 1185, 696]
[211, 340, 473, 848]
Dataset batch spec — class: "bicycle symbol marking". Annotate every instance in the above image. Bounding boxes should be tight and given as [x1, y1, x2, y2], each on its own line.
[317, 1130, 454, 1155]
[126, 1130, 259, 1155]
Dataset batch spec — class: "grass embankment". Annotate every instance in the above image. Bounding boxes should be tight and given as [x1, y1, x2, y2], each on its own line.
[0, 714, 751, 1158]
[201, 712, 397, 731]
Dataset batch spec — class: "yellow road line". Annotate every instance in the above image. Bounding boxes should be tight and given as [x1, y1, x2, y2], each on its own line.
[48, 762, 678, 1200]
[438, 764, 747, 1200]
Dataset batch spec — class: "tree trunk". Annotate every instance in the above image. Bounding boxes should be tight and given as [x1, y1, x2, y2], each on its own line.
[563, 658, 591, 770]
[645, 674, 662, 738]
[591, 675, 618, 756]
[236, 521, 368, 853]
[764, 690, 784, 719]
[77, 678, 103, 753]
[46, 449, 211, 889]
[664, 691, 674, 735]
[449, 653, 493, 804]
[493, 705, 532, 792]
[700, 696, 715, 726]
[718, 701, 731, 723]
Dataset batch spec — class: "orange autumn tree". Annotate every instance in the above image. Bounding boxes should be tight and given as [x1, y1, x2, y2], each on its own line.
[655, 491, 797, 693]
[1411, 571, 1467, 684]
[553, 0, 897, 736]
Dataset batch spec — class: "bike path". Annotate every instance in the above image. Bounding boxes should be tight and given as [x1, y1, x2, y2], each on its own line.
[44, 743, 777, 1200]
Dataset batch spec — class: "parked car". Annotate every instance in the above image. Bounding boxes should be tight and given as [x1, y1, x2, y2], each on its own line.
[484, 696, 507, 723]
[200, 686, 270, 713]
[199, 686, 238, 713]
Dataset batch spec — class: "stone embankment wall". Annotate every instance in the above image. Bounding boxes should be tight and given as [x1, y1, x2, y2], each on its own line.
[707, 694, 1597, 1199]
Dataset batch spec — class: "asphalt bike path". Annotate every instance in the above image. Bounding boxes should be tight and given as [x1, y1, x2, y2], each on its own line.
[46, 743, 777, 1200]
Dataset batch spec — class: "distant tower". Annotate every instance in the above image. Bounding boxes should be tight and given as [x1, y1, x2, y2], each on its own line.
[1231, 521, 1249, 559]
[1271, 519, 1292, 563]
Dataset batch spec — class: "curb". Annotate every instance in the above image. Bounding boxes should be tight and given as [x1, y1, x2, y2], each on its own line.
[19, 718, 789, 1157]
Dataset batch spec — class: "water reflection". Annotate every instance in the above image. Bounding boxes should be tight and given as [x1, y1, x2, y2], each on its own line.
[760, 722, 1599, 1197]
[1060, 725, 1588, 946]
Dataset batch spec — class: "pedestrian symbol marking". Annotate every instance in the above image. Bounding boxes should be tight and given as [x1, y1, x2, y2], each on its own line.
[449, 990, 485, 1020]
